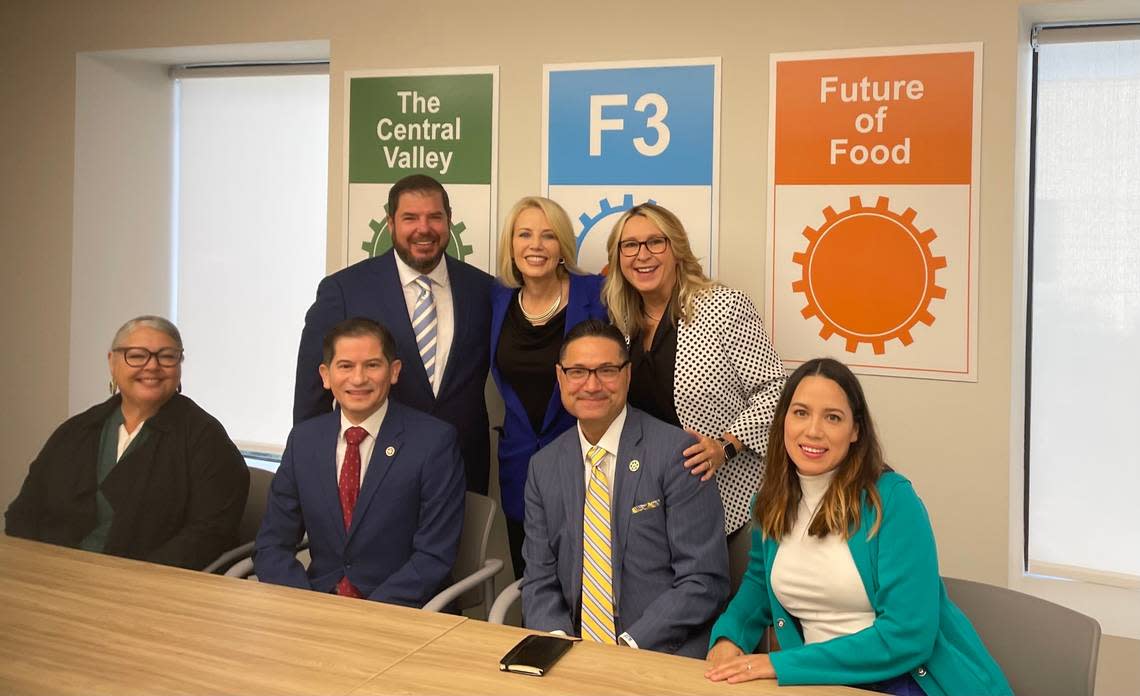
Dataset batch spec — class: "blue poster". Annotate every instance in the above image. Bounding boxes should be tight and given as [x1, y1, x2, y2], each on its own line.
[543, 59, 720, 275]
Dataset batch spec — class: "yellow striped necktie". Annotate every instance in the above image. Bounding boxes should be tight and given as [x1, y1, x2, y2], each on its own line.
[581, 445, 616, 644]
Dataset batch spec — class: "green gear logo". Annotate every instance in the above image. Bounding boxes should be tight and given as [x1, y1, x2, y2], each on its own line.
[361, 204, 474, 261]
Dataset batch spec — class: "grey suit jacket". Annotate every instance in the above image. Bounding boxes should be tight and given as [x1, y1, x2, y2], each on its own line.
[521, 407, 730, 657]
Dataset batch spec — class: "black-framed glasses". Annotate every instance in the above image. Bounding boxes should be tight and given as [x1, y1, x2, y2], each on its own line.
[557, 361, 630, 383]
[113, 347, 184, 367]
[617, 236, 670, 257]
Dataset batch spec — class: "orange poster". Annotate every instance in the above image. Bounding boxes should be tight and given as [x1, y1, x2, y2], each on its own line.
[766, 44, 981, 381]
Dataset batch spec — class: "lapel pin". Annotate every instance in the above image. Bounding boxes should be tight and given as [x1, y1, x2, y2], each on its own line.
[628, 459, 640, 472]
[385, 446, 396, 457]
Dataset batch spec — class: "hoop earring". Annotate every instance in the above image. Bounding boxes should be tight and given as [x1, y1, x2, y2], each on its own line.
[108, 380, 118, 395]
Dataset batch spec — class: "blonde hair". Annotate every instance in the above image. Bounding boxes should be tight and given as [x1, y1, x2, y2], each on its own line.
[496, 196, 585, 288]
[602, 203, 715, 337]
[754, 358, 885, 542]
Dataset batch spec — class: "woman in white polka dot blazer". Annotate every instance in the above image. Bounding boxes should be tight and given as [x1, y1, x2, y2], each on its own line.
[603, 203, 786, 548]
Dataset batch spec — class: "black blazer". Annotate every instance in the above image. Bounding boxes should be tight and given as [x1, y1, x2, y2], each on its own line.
[293, 251, 493, 494]
[5, 394, 249, 570]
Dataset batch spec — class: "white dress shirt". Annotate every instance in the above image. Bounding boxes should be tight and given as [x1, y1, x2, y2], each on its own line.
[335, 401, 389, 484]
[394, 252, 453, 397]
[575, 406, 627, 491]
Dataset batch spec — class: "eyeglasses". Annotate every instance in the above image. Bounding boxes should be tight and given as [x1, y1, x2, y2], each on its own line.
[113, 347, 184, 367]
[617, 236, 670, 257]
[558, 361, 630, 384]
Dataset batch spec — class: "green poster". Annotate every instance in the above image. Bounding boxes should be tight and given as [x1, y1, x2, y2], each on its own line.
[344, 68, 498, 271]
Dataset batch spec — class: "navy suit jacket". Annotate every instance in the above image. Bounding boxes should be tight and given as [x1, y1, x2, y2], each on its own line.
[293, 251, 493, 494]
[490, 272, 607, 522]
[254, 401, 465, 608]
[521, 407, 730, 657]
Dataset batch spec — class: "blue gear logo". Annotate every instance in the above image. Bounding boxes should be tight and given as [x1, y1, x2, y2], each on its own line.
[361, 203, 474, 261]
[575, 194, 656, 273]
[575, 194, 657, 251]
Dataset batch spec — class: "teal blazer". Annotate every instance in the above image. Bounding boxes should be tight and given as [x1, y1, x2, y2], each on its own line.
[709, 472, 1011, 696]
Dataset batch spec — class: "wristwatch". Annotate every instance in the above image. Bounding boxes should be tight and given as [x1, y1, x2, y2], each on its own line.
[719, 438, 738, 461]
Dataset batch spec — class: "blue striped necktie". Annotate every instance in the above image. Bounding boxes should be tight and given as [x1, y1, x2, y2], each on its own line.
[581, 445, 616, 644]
[412, 275, 438, 383]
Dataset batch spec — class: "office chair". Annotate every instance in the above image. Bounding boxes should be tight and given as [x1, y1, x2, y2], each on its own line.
[489, 578, 522, 625]
[943, 576, 1101, 696]
[422, 492, 504, 616]
[223, 536, 309, 579]
[728, 525, 752, 595]
[726, 526, 772, 652]
[202, 465, 274, 574]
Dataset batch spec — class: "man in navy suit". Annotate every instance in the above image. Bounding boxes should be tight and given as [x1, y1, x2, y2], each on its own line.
[257, 318, 464, 607]
[294, 174, 493, 494]
[522, 320, 729, 657]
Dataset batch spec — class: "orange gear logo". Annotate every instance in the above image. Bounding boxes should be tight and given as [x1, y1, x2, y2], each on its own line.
[792, 195, 947, 355]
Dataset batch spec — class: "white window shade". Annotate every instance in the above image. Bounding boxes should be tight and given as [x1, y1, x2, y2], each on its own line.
[1029, 37, 1140, 586]
[176, 74, 328, 453]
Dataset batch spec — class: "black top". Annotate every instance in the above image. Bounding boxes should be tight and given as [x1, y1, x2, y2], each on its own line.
[628, 313, 681, 427]
[496, 292, 567, 434]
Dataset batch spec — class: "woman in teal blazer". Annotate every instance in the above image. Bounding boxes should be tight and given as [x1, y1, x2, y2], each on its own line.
[705, 358, 1011, 696]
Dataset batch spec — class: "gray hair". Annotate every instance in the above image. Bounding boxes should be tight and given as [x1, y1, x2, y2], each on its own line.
[110, 315, 183, 351]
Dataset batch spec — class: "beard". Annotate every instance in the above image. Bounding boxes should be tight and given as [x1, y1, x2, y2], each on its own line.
[394, 237, 446, 274]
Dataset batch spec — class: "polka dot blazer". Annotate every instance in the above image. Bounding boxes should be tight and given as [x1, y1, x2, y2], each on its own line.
[674, 285, 786, 534]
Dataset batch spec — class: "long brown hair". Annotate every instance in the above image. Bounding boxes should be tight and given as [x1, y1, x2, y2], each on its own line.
[753, 358, 886, 541]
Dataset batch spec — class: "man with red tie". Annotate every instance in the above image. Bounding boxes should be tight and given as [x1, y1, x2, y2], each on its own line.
[255, 318, 465, 607]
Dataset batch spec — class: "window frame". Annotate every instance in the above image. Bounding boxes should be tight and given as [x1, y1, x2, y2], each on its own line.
[1009, 12, 1140, 640]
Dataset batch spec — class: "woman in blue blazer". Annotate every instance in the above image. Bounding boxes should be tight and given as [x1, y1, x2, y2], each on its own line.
[705, 358, 1011, 696]
[490, 196, 607, 576]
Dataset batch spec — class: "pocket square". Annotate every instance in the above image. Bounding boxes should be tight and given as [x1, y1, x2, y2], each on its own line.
[631, 499, 661, 514]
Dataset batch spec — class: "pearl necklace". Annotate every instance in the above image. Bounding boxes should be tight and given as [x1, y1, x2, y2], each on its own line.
[518, 286, 562, 325]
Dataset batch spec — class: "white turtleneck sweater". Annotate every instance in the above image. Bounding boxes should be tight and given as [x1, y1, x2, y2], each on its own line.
[770, 468, 875, 645]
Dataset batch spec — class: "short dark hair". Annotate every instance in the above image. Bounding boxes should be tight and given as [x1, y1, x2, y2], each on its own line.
[322, 318, 398, 365]
[559, 319, 629, 362]
[386, 174, 452, 221]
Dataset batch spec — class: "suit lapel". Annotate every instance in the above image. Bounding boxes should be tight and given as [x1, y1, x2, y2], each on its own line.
[491, 284, 538, 438]
[347, 402, 403, 541]
[559, 433, 586, 610]
[437, 255, 464, 398]
[672, 307, 697, 427]
[847, 491, 878, 598]
[314, 413, 345, 543]
[489, 283, 509, 369]
[611, 409, 644, 608]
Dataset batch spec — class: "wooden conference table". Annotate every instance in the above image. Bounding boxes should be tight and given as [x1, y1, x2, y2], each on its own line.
[0, 536, 867, 695]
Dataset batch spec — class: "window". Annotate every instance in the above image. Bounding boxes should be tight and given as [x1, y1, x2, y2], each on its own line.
[1026, 26, 1140, 589]
[175, 69, 329, 459]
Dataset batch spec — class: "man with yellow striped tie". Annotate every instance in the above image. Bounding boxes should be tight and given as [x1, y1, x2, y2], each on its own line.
[521, 320, 729, 657]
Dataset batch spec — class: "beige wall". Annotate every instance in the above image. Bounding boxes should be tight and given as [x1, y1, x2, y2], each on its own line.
[0, 1, 1135, 693]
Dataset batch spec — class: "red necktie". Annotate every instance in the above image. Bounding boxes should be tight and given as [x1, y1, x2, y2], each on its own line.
[336, 426, 368, 598]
